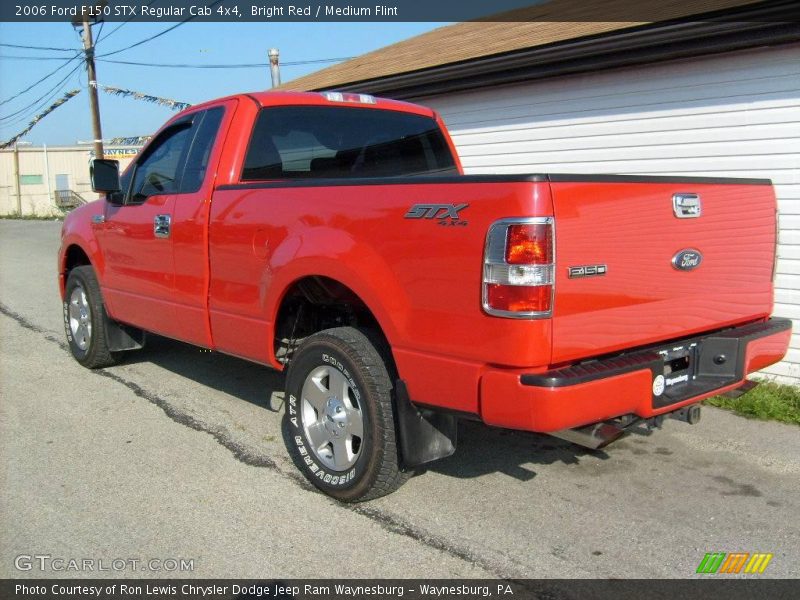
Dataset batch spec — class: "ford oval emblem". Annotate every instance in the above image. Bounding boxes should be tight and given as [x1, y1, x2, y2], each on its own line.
[672, 249, 703, 271]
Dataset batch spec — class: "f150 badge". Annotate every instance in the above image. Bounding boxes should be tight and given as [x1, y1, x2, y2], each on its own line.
[673, 249, 703, 271]
[568, 264, 607, 279]
[405, 203, 468, 226]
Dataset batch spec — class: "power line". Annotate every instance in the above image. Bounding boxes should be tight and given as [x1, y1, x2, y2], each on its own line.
[1, 63, 82, 124]
[0, 61, 83, 123]
[1, 66, 82, 128]
[96, 20, 126, 45]
[0, 89, 81, 149]
[0, 54, 82, 61]
[97, 57, 353, 68]
[0, 42, 77, 52]
[94, 20, 106, 46]
[95, 0, 161, 45]
[96, 0, 223, 58]
[0, 54, 82, 106]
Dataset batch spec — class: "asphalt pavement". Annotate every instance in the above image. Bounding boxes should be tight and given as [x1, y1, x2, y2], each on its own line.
[1, 219, 798, 580]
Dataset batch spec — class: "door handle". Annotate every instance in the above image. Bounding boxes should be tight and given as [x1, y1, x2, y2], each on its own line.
[154, 214, 171, 238]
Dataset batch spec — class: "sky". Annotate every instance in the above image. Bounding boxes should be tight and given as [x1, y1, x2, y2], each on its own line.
[0, 21, 446, 146]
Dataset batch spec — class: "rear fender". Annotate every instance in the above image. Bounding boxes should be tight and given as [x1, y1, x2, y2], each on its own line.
[266, 228, 409, 362]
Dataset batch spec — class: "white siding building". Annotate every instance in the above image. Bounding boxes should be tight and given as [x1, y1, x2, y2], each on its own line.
[415, 44, 800, 382]
[0, 146, 137, 217]
[285, 3, 800, 381]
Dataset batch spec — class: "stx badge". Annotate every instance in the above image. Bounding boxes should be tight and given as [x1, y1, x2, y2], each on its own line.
[405, 203, 469, 226]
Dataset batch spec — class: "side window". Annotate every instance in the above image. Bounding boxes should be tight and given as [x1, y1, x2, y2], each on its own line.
[180, 107, 224, 193]
[129, 123, 193, 203]
[242, 112, 284, 180]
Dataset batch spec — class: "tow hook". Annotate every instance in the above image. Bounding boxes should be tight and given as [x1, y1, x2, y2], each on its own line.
[669, 404, 702, 425]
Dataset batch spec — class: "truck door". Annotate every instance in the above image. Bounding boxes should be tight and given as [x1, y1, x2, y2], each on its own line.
[97, 116, 196, 338]
[169, 104, 230, 346]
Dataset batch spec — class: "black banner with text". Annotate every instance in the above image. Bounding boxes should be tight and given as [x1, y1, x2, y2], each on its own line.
[2, 0, 799, 23]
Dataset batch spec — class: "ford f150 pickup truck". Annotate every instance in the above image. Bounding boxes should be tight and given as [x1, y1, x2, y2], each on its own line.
[59, 90, 791, 501]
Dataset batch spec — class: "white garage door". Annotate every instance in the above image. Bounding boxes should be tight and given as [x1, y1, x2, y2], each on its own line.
[416, 43, 800, 382]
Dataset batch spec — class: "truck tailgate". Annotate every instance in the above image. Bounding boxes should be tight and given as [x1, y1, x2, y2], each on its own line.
[550, 179, 777, 365]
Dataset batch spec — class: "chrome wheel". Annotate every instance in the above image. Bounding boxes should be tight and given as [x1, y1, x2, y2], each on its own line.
[68, 285, 92, 351]
[300, 365, 364, 471]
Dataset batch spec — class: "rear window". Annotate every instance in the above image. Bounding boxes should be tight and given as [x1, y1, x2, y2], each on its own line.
[242, 105, 457, 180]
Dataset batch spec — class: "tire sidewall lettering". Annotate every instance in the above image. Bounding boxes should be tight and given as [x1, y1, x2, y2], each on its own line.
[287, 347, 368, 490]
[63, 300, 73, 343]
[321, 353, 361, 403]
[64, 276, 89, 359]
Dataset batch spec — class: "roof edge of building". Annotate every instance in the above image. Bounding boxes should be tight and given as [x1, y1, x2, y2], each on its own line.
[306, 1, 800, 99]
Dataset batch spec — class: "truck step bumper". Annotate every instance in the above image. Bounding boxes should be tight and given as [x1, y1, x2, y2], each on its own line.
[480, 317, 791, 433]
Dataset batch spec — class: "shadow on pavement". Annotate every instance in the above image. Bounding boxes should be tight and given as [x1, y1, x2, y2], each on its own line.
[117, 333, 610, 482]
[117, 333, 285, 412]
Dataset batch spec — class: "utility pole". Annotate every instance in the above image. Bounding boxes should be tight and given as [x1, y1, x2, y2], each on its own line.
[268, 48, 281, 88]
[81, 12, 104, 160]
[12, 143, 21, 216]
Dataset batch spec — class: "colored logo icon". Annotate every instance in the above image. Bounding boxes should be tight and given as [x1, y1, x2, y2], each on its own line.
[696, 552, 773, 574]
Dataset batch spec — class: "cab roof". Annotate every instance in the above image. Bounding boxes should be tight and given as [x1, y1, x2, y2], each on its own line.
[187, 90, 436, 118]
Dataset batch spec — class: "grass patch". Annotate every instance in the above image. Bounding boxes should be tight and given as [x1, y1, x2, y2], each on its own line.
[706, 381, 800, 426]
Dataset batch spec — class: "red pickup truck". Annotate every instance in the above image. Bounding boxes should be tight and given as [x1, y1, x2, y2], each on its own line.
[59, 91, 791, 501]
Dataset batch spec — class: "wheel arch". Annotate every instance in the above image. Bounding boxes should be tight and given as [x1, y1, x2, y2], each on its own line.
[271, 272, 400, 373]
[59, 242, 95, 299]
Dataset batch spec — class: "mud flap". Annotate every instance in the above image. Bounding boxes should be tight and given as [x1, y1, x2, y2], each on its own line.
[105, 320, 146, 351]
[394, 379, 457, 468]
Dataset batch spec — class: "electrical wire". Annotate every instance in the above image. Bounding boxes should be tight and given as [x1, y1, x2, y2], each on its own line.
[6, 70, 82, 128]
[0, 43, 76, 52]
[1, 71, 81, 128]
[0, 54, 83, 61]
[0, 54, 82, 106]
[94, 20, 106, 46]
[96, 0, 224, 58]
[0, 61, 83, 124]
[0, 89, 81, 149]
[95, 0, 161, 45]
[96, 57, 353, 68]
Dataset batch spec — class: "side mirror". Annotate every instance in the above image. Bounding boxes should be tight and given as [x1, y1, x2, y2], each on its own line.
[90, 159, 121, 193]
[106, 191, 125, 206]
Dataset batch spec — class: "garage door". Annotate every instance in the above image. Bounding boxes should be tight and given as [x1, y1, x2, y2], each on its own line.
[417, 43, 800, 382]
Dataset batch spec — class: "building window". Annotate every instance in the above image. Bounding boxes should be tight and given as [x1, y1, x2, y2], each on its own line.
[20, 175, 43, 185]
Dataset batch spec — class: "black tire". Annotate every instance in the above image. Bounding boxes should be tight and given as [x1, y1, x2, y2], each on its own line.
[63, 266, 118, 369]
[284, 327, 407, 502]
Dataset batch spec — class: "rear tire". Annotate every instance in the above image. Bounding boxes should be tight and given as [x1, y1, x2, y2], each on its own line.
[63, 266, 118, 369]
[284, 327, 408, 502]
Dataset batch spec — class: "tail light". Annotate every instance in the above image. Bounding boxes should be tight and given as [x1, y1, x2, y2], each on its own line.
[483, 217, 555, 318]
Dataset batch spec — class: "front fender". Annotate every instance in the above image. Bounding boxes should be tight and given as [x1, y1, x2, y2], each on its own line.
[58, 201, 106, 299]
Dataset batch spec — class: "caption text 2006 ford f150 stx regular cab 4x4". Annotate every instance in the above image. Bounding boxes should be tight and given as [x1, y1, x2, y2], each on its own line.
[59, 91, 791, 501]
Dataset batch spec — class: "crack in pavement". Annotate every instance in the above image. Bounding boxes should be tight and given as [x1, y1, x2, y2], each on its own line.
[0, 301, 541, 584]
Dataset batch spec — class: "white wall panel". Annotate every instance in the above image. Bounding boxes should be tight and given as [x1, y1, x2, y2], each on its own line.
[416, 43, 800, 382]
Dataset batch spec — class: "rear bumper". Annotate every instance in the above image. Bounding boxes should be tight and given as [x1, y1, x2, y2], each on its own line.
[480, 317, 792, 432]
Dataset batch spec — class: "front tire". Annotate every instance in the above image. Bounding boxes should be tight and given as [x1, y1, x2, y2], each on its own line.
[284, 327, 407, 502]
[63, 266, 118, 369]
